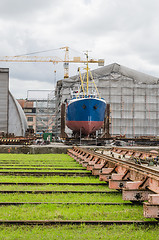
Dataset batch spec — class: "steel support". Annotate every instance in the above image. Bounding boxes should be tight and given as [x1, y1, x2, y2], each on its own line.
[143, 194, 159, 218]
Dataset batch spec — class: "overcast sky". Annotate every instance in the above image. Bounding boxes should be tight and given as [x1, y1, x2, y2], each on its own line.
[0, 0, 159, 98]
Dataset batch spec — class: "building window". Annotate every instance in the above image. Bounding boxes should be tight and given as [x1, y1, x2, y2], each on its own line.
[28, 125, 33, 129]
[24, 109, 32, 113]
[27, 117, 33, 122]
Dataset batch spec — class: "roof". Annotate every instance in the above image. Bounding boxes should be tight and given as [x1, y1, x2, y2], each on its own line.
[58, 63, 159, 85]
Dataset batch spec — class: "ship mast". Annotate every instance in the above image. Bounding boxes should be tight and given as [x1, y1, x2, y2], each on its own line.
[78, 51, 104, 98]
[85, 51, 89, 96]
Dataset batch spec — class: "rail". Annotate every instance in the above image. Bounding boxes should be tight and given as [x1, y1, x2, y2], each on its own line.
[74, 147, 159, 180]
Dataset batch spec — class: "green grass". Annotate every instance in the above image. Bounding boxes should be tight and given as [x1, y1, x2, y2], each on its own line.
[0, 162, 78, 165]
[0, 204, 149, 221]
[0, 184, 111, 191]
[0, 167, 85, 169]
[0, 192, 132, 203]
[0, 153, 158, 239]
[0, 225, 158, 240]
[0, 163, 79, 165]
[0, 154, 74, 163]
[0, 169, 89, 173]
[0, 161, 83, 166]
[0, 175, 103, 183]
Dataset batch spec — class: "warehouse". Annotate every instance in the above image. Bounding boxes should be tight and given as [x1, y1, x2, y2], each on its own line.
[55, 63, 159, 138]
[0, 68, 27, 136]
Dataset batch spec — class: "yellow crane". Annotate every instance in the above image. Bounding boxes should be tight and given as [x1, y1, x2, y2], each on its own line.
[0, 48, 104, 79]
[60, 46, 69, 79]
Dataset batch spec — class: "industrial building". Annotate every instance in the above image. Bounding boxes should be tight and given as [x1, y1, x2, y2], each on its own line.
[17, 99, 36, 131]
[0, 68, 27, 136]
[18, 90, 56, 134]
[55, 63, 159, 138]
[1, 63, 158, 139]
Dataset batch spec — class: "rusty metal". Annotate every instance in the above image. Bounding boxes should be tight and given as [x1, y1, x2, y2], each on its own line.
[0, 171, 92, 176]
[68, 147, 159, 191]
[144, 204, 159, 219]
[0, 190, 117, 194]
[109, 171, 131, 190]
[0, 202, 133, 205]
[92, 161, 108, 176]
[101, 103, 111, 138]
[143, 194, 159, 218]
[86, 157, 101, 171]
[60, 103, 68, 138]
[110, 147, 158, 161]
[0, 164, 79, 167]
[123, 189, 153, 201]
[68, 146, 159, 219]
[0, 137, 34, 145]
[0, 220, 157, 225]
[0, 167, 86, 170]
[0, 182, 107, 186]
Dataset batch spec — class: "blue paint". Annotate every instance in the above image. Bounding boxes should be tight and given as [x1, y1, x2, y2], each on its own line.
[66, 98, 106, 122]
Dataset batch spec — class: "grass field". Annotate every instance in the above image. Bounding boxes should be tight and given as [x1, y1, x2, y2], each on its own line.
[0, 153, 158, 240]
[0, 225, 158, 240]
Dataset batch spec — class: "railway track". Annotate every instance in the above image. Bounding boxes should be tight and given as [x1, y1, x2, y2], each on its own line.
[0, 151, 158, 227]
[0, 190, 118, 194]
[0, 167, 86, 170]
[0, 182, 107, 185]
[68, 146, 159, 219]
[69, 147, 159, 182]
[0, 171, 92, 176]
[0, 220, 157, 226]
[0, 202, 133, 205]
[84, 148, 159, 177]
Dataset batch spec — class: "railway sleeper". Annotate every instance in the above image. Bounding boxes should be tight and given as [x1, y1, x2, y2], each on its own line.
[143, 194, 159, 219]
[123, 189, 153, 202]
[81, 156, 94, 167]
[92, 162, 107, 176]
[121, 179, 154, 202]
[68, 147, 159, 219]
[109, 180, 129, 190]
[99, 174, 112, 182]
[86, 158, 100, 171]
[77, 153, 92, 164]
[109, 172, 131, 190]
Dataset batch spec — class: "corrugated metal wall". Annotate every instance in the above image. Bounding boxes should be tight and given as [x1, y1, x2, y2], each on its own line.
[0, 68, 9, 133]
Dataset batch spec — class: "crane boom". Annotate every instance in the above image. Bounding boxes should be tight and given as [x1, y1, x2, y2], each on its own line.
[0, 55, 104, 64]
[0, 56, 63, 63]
[0, 51, 104, 79]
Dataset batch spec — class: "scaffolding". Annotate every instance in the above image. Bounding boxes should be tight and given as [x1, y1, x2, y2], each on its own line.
[27, 90, 57, 134]
[55, 63, 159, 138]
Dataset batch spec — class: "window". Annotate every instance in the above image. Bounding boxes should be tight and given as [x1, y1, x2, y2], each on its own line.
[24, 109, 32, 113]
[28, 125, 33, 129]
[27, 117, 33, 122]
[24, 108, 36, 113]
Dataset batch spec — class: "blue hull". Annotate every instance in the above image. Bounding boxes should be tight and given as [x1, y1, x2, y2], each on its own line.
[66, 98, 106, 135]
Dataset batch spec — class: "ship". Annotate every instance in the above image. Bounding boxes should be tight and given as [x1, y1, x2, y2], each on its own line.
[66, 53, 106, 136]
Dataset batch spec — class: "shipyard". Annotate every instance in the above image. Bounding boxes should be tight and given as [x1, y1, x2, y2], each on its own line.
[0, 1, 159, 239]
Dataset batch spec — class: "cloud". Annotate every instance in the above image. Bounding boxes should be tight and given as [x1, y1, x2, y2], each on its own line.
[0, 0, 53, 20]
[10, 78, 55, 99]
[0, 0, 159, 98]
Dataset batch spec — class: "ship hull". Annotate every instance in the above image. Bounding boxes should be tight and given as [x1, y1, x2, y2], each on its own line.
[66, 98, 106, 135]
